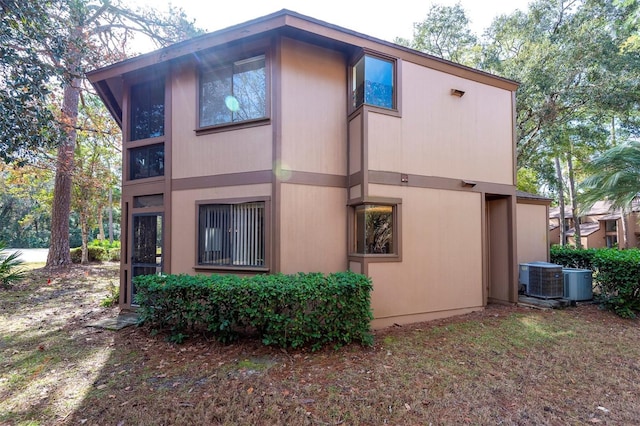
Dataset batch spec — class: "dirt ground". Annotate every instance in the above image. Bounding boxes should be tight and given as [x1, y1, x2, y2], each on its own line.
[1, 264, 639, 425]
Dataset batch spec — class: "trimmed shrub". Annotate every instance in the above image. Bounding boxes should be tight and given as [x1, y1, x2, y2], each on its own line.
[70, 246, 109, 263]
[108, 248, 121, 262]
[592, 249, 640, 318]
[134, 271, 374, 350]
[550, 245, 597, 270]
[551, 246, 640, 318]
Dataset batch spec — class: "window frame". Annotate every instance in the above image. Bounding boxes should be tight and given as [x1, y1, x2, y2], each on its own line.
[348, 198, 402, 261]
[196, 52, 271, 134]
[195, 197, 271, 272]
[349, 51, 399, 115]
[124, 73, 167, 183]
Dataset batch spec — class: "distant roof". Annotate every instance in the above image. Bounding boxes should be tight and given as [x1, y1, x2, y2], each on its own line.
[566, 222, 601, 237]
[549, 199, 640, 219]
[516, 190, 551, 202]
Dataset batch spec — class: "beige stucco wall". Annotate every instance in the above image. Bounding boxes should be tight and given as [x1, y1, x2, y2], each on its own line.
[516, 203, 549, 264]
[279, 183, 347, 274]
[368, 61, 514, 185]
[170, 65, 273, 179]
[280, 38, 347, 176]
[169, 184, 272, 273]
[367, 184, 483, 325]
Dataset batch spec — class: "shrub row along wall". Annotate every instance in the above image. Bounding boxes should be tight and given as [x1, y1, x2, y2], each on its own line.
[551, 246, 640, 318]
[134, 272, 374, 350]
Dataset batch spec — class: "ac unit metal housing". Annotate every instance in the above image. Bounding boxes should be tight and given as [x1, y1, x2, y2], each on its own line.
[519, 262, 564, 299]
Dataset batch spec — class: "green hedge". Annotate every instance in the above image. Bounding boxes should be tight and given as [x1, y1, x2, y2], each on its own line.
[551, 246, 640, 318]
[70, 242, 121, 263]
[133, 272, 374, 350]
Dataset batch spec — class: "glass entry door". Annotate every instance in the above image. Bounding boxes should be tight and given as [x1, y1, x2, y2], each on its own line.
[131, 213, 163, 302]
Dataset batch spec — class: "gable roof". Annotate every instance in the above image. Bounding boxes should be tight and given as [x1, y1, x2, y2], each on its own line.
[86, 9, 519, 127]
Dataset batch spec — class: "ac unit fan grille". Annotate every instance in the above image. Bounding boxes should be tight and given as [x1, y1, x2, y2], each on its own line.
[528, 265, 563, 298]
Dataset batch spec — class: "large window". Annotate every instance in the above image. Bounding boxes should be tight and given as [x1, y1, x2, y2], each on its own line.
[130, 79, 165, 141]
[199, 55, 267, 127]
[354, 204, 394, 254]
[352, 54, 395, 110]
[198, 202, 265, 267]
[129, 143, 164, 180]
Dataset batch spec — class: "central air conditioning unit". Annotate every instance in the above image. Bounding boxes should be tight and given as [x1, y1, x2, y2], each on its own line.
[519, 262, 564, 299]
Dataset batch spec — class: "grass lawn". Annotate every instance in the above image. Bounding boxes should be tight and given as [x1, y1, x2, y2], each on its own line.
[1, 263, 639, 425]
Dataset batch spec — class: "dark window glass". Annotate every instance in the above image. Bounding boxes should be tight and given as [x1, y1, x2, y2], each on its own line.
[198, 202, 265, 267]
[354, 204, 394, 254]
[129, 144, 164, 180]
[352, 55, 394, 110]
[200, 55, 266, 127]
[130, 79, 165, 141]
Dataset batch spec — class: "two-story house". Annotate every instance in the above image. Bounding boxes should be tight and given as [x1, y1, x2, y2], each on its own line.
[88, 9, 526, 328]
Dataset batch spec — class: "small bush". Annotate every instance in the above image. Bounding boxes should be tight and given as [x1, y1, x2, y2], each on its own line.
[108, 248, 121, 262]
[0, 242, 26, 288]
[90, 239, 120, 250]
[134, 271, 374, 350]
[100, 281, 120, 307]
[70, 246, 109, 263]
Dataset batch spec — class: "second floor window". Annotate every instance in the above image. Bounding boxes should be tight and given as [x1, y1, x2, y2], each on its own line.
[130, 78, 165, 141]
[352, 54, 395, 110]
[199, 55, 266, 127]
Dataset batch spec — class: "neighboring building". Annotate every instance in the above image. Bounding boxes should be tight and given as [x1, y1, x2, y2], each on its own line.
[549, 200, 640, 248]
[88, 9, 530, 328]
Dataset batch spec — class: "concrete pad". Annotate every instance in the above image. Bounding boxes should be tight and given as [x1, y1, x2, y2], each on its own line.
[88, 312, 139, 330]
[518, 295, 572, 310]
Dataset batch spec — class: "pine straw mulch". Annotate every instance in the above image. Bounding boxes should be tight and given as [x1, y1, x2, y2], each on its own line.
[1, 264, 639, 425]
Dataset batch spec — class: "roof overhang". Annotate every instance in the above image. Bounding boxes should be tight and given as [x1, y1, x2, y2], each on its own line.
[87, 9, 520, 127]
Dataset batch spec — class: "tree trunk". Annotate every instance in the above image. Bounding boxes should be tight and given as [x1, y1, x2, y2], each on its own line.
[46, 77, 81, 269]
[97, 206, 105, 241]
[566, 151, 582, 249]
[621, 207, 629, 249]
[555, 156, 567, 246]
[80, 209, 89, 264]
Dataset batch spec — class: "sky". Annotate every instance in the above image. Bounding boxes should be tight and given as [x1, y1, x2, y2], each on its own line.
[138, 0, 533, 45]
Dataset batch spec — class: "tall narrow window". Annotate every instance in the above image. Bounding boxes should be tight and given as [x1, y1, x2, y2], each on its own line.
[354, 204, 394, 254]
[352, 55, 395, 110]
[200, 55, 267, 127]
[130, 78, 165, 141]
[199, 202, 265, 267]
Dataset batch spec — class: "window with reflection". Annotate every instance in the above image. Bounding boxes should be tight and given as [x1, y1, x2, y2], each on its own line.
[354, 204, 394, 254]
[352, 55, 395, 110]
[200, 55, 266, 127]
[130, 144, 164, 180]
[130, 78, 165, 141]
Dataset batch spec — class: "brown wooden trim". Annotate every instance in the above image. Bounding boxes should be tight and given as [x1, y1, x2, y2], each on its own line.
[172, 170, 273, 191]
[368, 170, 516, 196]
[285, 171, 347, 188]
[195, 118, 271, 136]
[512, 91, 517, 186]
[516, 197, 551, 206]
[272, 35, 282, 274]
[193, 266, 270, 273]
[349, 171, 363, 186]
[163, 72, 173, 275]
